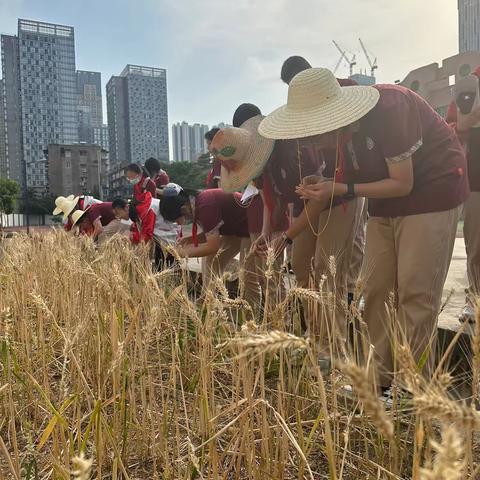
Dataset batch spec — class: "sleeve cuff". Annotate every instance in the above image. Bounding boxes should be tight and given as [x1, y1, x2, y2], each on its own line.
[385, 139, 423, 164]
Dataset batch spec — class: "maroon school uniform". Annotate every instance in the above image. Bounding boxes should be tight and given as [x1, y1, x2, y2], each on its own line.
[194, 189, 249, 237]
[206, 159, 222, 189]
[85, 202, 115, 226]
[246, 194, 289, 234]
[343, 84, 469, 217]
[153, 170, 170, 188]
[263, 139, 334, 217]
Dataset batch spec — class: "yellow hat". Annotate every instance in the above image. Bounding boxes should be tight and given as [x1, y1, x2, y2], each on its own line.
[211, 115, 274, 193]
[52, 195, 79, 219]
[71, 209, 87, 226]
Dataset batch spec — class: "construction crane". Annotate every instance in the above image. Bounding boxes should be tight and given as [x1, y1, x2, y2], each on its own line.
[333, 40, 356, 76]
[358, 38, 378, 77]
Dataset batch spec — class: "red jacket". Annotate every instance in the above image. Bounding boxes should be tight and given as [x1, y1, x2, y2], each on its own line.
[133, 175, 157, 201]
[131, 191, 156, 244]
[446, 65, 480, 191]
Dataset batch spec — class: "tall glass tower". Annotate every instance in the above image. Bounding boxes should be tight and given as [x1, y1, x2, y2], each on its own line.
[1, 19, 78, 193]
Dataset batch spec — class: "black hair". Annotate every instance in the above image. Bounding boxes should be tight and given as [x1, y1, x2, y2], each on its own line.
[126, 163, 142, 174]
[205, 128, 220, 142]
[281, 56, 312, 85]
[159, 192, 190, 222]
[232, 103, 261, 128]
[144, 157, 161, 176]
[112, 198, 128, 209]
[126, 162, 150, 178]
[129, 202, 139, 223]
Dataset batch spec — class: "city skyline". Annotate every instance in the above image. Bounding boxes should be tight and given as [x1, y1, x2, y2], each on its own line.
[0, 0, 459, 128]
[106, 64, 169, 167]
[172, 121, 209, 162]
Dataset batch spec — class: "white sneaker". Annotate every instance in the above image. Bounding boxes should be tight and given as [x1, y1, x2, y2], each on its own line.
[459, 304, 475, 324]
[358, 297, 365, 313]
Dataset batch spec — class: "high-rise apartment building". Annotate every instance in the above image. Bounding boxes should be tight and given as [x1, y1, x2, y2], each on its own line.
[106, 64, 169, 168]
[93, 124, 109, 151]
[0, 79, 7, 177]
[1, 19, 78, 193]
[459, 0, 480, 52]
[76, 70, 102, 143]
[172, 121, 209, 162]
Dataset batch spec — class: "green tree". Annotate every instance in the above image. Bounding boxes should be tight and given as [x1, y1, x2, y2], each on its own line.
[0, 178, 20, 215]
[160, 157, 212, 192]
[18, 188, 57, 215]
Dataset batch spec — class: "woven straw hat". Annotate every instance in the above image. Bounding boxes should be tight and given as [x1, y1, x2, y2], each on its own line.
[71, 209, 87, 226]
[52, 195, 79, 219]
[259, 68, 380, 140]
[211, 115, 274, 193]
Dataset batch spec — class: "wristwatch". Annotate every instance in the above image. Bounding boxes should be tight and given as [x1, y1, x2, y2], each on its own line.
[282, 233, 293, 245]
[344, 183, 355, 200]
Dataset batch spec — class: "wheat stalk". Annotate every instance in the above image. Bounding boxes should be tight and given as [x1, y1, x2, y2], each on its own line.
[72, 452, 93, 480]
[340, 361, 394, 439]
[419, 425, 464, 480]
[415, 391, 480, 429]
[230, 330, 308, 357]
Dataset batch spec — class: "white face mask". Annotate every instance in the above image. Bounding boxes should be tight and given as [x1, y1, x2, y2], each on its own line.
[127, 176, 141, 185]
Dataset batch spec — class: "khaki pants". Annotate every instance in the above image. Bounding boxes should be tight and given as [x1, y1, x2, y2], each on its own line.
[201, 236, 261, 312]
[291, 198, 364, 356]
[464, 192, 480, 306]
[362, 207, 460, 388]
[347, 200, 368, 293]
[249, 232, 286, 313]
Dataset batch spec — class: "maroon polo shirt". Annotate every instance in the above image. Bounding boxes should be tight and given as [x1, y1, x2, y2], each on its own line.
[153, 170, 170, 188]
[85, 202, 115, 226]
[194, 189, 249, 237]
[246, 194, 289, 234]
[343, 84, 469, 217]
[206, 159, 222, 188]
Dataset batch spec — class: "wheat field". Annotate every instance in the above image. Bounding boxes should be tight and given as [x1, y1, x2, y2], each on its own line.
[0, 231, 479, 479]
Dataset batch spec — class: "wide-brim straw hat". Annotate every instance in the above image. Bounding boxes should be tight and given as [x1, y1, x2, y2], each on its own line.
[71, 208, 87, 226]
[258, 68, 380, 140]
[52, 195, 76, 216]
[211, 115, 275, 193]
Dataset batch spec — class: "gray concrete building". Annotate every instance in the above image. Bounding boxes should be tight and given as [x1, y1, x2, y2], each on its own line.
[400, 51, 480, 116]
[172, 121, 209, 162]
[1, 34, 24, 186]
[459, 0, 480, 53]
[106, 64, 169, 169]
[1, 19, 78, 194]
[47, 143, 108, 199]
[108, 162, 131, 200]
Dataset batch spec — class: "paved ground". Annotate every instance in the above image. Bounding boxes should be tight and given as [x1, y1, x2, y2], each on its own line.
[439, 237, 468, 331]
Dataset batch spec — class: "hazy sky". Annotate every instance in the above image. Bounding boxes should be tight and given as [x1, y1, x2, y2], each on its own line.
[0, 0, 459, 128]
